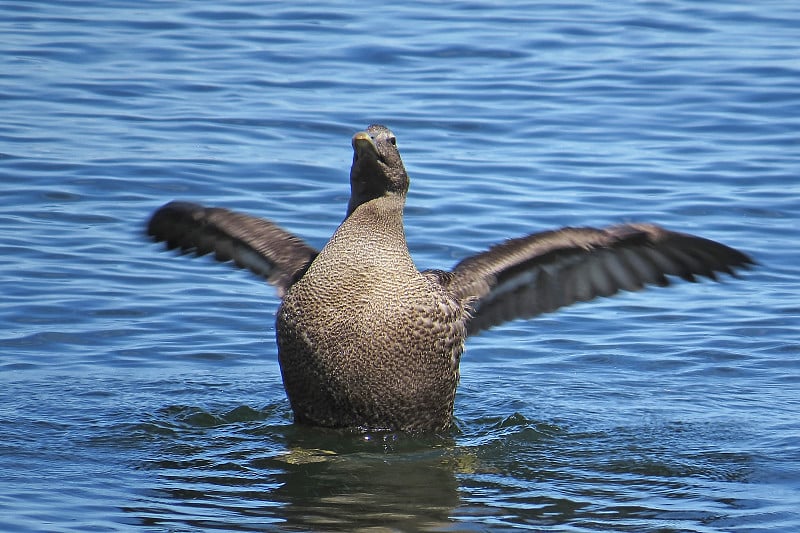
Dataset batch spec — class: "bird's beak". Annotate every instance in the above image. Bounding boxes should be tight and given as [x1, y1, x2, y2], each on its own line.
[352, 131, 378, 159]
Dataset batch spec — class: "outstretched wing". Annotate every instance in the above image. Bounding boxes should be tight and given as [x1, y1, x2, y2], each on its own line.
[446, 223, 753, 335]
[146, 201, 318, 297]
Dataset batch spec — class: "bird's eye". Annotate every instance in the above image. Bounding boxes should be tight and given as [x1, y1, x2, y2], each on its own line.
[389, 137, 397, 146]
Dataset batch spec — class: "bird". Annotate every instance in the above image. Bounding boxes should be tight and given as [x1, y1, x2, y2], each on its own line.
[146, 124, 753, 433]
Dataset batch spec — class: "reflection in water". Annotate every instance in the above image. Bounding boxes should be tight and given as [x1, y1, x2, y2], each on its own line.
[271, 429, 461, 530]
[118, 403, 759, 531]
[127, 407, 463, 531]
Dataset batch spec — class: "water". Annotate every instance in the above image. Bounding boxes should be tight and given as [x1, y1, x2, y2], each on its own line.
[1, 1, 798, 531]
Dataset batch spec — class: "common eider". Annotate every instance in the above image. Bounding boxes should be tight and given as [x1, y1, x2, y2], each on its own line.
[147, 124, 752, 432]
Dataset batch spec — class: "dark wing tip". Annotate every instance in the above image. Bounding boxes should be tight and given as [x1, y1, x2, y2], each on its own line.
[146, 200, 204, 249]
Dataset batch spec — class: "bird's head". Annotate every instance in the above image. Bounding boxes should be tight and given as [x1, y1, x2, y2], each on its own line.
[347, 124, 409, 217]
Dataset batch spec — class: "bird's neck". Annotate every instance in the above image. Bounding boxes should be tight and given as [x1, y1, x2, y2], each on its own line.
[298, 194, 416, 287]
[325, 194, 409, 260]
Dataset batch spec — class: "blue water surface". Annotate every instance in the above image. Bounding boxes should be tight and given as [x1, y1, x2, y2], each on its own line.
[1, 1, 799, 531]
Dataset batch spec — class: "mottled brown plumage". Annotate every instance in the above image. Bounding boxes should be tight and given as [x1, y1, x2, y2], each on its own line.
[146, 124, 753, 432]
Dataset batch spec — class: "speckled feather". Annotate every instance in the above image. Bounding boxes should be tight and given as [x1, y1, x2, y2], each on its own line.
[146, 124, 753, 432]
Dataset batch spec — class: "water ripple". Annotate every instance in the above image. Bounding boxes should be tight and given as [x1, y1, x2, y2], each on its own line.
[1, 0, 798, 531]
